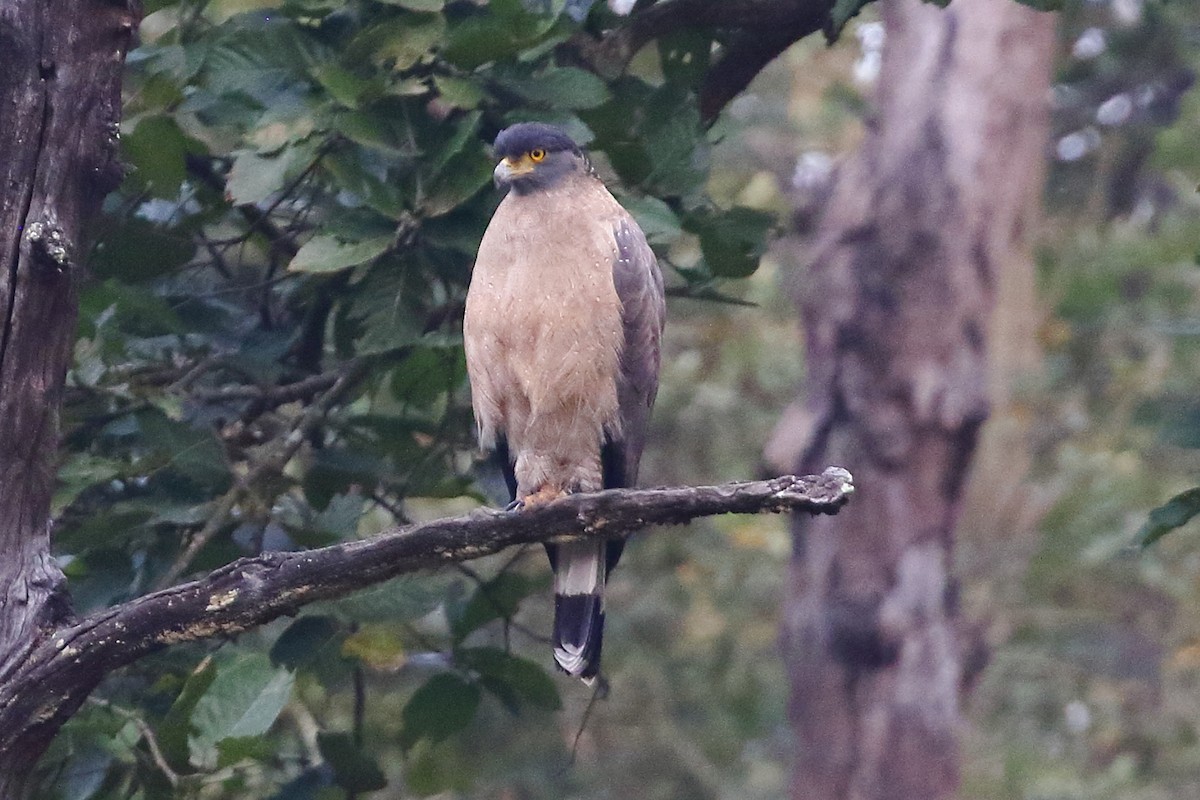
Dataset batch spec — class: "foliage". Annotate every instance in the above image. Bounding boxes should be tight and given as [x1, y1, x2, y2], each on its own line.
[36, 0, 1200, 796]
[34, 0, 805, 797]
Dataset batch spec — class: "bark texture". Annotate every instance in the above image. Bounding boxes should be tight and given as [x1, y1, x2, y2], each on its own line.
[775, 1, 1054, 798]
[0, 469, 850, 792]
[0, 3, 139, 796]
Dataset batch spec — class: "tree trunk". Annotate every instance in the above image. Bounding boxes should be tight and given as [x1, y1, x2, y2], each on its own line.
[775, 0, 1054, 798]
[0, 3, 139, 795]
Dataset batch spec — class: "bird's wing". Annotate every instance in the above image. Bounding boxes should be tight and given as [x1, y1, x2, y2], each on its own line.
[603, 214, 666, 490]
[550, 211, 665, 680]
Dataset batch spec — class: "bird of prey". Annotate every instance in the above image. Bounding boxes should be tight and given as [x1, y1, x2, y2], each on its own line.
[464, 123, 665, 682]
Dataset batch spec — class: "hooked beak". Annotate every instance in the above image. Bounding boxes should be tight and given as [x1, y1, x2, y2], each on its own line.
[493, 156, 533, 188]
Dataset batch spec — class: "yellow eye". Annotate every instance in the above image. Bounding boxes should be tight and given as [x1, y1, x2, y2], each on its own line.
[529, 149, 546, 162]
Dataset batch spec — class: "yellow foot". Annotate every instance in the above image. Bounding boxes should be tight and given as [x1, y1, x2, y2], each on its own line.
[520, 486, 568, 509]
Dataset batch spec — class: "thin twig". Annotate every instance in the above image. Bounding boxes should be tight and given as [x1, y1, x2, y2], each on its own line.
[87, 697, 180, 787]
[166, 355, 223, 393]
[569, 678, 607, 767]
[283, 701, 323, 766]
[186, 368, 344, 407]
[154, 362, 368, 588]
[454, 563, 552, 646]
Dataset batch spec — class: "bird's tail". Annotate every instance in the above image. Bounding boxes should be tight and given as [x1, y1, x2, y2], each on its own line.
[551, 538, 607, 682]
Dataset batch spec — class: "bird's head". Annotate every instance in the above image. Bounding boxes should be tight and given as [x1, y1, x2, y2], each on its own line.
[491, 123, 588, 195]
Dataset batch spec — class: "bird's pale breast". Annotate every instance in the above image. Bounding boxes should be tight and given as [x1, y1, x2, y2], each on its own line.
[464, 175, 626, 495]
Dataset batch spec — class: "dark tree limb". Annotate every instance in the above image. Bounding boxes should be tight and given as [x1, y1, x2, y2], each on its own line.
[0, 469, 852, 770]
[569, 0, 837, 124]
[698, 18, 825, 123]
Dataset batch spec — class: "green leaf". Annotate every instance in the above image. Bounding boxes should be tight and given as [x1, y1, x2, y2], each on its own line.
[401, 673, 481, 748]
[495, 66, 611, 110]
[311, 64, 375, 109]
[688, 206, 773, 278]
[315, 491, 366, 538]
[270, 616, 343, 671]
[324, 150, 408, 218]
[158, 657, 218, 771]
[620, 194, 682, 247]
[80, 280, 186, 338]
[53, 504, 156, 555]
[588, 80, 707, 196]
[421, 146, 493, 217]
[201, 19, 327, 98]
[122, 115, 194, 199]
[339, 262, 426, 354]
[641, 92, 707, 196]
[433, 75, 485, 110]
[341, 624, 407, 671]
[302, 447, 388, 508]
[288, 234, 392, 273]
[189, 654, 295, 767]
[404, 740, 476, 796]
[53, 454, 124, 516]
[458, 647, 561, 711]
[217, 735, 276, 767]
[205, 0, 284, 24]
[1136, 487, 1200, 548]
[53, 742, 113, 800]
[317, 732, 388, 792]
[249, 114, 317, 155]
[135, 409, 231, 492]
[226, 148, 299, 206]
[450, 572, 546, 641]
[443, 0, 562, 70]
[427, 110, 483, 176]
[331, 108, 415, 154]
[389, 345, 464, 407]
[91, 216, 198, 282]
[314, 575, 452, 623]
[353, 15, 446, 72]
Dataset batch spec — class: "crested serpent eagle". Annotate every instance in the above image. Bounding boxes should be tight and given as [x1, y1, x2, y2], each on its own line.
[464, 122, 666, 682]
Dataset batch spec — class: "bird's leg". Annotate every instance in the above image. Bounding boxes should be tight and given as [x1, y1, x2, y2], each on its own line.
[505, 484, 568, 512]
[520, 484, 569, 509]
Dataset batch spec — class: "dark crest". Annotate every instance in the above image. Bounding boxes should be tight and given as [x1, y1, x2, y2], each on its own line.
[493, 123, 582, 159]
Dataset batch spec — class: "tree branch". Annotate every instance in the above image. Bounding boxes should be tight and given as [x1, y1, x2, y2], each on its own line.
[569, 0, 834, 123]
[0, 469, 852, 755]
[698, 12, 827, 124]
[154, 361, 369, 589]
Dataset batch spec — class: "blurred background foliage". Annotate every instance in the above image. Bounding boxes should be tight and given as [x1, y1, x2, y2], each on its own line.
[31, 0, 1200, 798]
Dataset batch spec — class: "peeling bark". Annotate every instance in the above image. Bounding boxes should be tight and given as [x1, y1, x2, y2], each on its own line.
[773, 0, 1054, 798]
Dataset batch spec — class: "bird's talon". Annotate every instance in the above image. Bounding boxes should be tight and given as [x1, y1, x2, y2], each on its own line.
[521, 487, 568, 509]
[504, 498, 524, 512]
